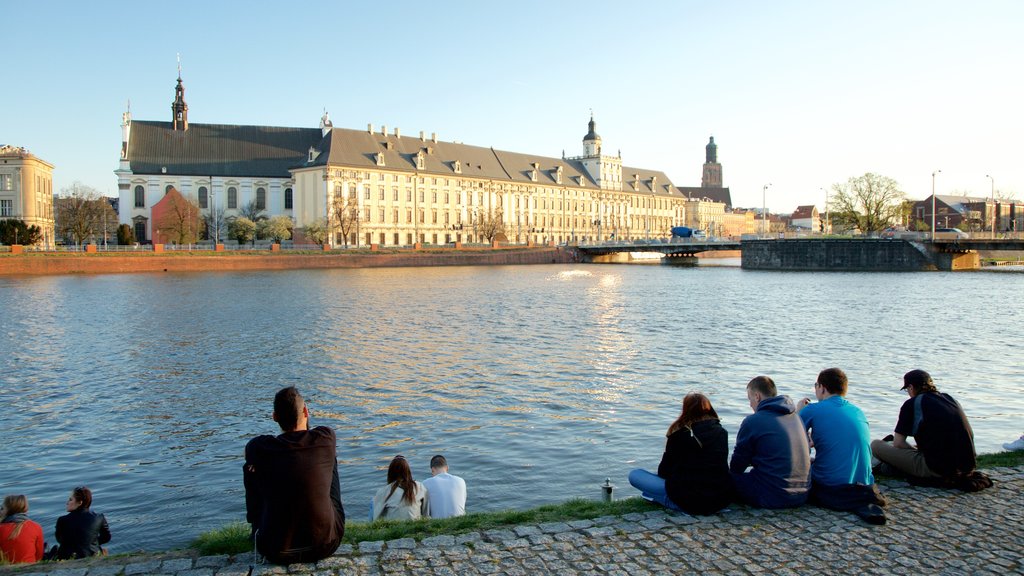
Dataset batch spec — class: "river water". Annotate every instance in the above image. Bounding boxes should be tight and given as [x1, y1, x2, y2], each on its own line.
[1, 263, 1021, 552]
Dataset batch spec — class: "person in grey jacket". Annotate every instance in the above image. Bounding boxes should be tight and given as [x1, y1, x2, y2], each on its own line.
[730, 376, 811, 508]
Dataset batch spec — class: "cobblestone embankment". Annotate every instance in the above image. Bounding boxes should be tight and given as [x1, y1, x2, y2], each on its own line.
[3, 466, 1021, 576]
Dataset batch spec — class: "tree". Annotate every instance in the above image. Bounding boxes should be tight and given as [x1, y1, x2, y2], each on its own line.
[229, 217, 257, 246]
[116, 223, 135, 245]
[257, 215, 293, 243]
[302, 220, 328, 246]
[156, 190, 202, 244]
[55, 182, 117, 246]
[830, 173, 905, 234]
[331, 194, 360, 247]
[0, 219, 43, 246]
[202, 205, 227, 243]
[474, 208, 506, 242]
[239, 200, 267, 222]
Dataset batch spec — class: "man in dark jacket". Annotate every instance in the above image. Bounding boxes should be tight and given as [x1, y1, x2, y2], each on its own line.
[871, 369, 977, 482]
[730, 376, 810, 508]
[244, 387, 345, 564]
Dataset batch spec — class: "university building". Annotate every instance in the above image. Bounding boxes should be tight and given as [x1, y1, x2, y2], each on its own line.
[0, 145, 55, 247]
[117, 74, 723, 246]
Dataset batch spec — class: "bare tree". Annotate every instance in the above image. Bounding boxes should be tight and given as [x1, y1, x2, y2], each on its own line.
[474, 208, 506, 243]
[202, 205, 227, 243]
[56, 182, 117, 246]
[156, 190, 202, 244]
[830, 173, 905, 234]
[239, 199, 267, 222]
[331, 194, 360, 248]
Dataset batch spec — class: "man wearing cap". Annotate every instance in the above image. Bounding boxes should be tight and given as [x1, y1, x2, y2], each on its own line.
[871, 369, 977, 481]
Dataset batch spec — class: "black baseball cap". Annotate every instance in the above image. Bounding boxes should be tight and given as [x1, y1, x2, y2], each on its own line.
[902, 369, 933, 390]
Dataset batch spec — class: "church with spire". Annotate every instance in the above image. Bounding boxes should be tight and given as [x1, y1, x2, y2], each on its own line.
[117, 70, 731, 246]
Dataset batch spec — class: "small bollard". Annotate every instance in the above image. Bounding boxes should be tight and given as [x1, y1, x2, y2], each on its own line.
[601, 477, 615, 502]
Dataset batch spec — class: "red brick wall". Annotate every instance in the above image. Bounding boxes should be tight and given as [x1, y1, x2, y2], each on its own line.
[0, 248, 579, 276]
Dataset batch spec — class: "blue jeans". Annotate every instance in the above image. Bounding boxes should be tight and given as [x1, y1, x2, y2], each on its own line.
[628, 469, 682, 511]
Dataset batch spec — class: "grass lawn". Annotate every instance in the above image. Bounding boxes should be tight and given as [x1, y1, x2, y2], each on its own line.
[193, 449, 1023, 556]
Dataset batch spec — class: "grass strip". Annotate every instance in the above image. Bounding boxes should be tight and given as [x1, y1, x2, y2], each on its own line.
[193, 449, 1024, 556]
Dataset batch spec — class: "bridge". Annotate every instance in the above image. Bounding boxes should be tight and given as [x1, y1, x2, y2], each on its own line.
[575, 239, 741, 264]
[574, 237, 1024, 270]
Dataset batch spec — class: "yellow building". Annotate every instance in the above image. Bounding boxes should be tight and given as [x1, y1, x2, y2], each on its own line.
[117, 75, 688, 245]
[683, 198, 726, 237]
[0, 145, 55, 247]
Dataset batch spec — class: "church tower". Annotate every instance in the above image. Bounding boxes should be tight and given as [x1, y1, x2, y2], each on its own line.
[573, 114, 622, 190]
[701, 136, 722, 188]
[582, 114, 601, 156]
[172, 60, 188, 131]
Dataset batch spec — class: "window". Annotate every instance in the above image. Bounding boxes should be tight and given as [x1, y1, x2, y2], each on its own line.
[364, 188, 371, 200]
[284, 188, 293, 210]
[407, 210, 412, 223]
[134, 221, 147, 243]
[165, 184, 175, 194]
[432, 192, 437, 203]
[393, 189, 399, 201]
[256, 188, 266, 210]
[393, 209, 399, 223]
[134, 185, 145, 207]
[379, 186, 385, 200]
[406, 189, 412, 202]
[0, 199, 11, 217]
[379, 208, 385, 222]
[0, 174, 11, 190]
[228, 187, 238, 209]
[198, 186, 208, 209]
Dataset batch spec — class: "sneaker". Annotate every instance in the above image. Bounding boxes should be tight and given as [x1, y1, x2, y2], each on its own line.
[1003, 435, 1024, 451]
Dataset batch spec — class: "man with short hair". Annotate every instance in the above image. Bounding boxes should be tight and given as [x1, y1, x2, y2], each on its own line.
[798, 368, 886, 524]
[422, 454, 466, 519]
[730, 376, 810, 508]
[244, 387, 345, 564]
[871, 369, 978, 483]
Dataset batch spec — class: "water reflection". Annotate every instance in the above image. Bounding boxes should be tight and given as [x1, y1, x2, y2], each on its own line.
[1, 266, 1021, 552]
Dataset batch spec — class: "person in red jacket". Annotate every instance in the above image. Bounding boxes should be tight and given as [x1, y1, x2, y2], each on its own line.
[0, 495, 44, 564]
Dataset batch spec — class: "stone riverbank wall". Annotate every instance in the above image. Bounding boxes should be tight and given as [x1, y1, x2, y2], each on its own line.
[0, 247, 578, 276]
[742, 238, 980, 271]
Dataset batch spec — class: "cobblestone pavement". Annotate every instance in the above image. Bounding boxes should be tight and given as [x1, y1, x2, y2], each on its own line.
[3, 466, 1021, 576]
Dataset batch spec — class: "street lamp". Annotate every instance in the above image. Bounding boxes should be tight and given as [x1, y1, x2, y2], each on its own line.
[986, 174, 995, 239]
[762, 183, 772, 236]
[931, 170, 941, 238]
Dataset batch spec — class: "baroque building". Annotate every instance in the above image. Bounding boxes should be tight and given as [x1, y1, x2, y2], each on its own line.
[0, 145, 55, 247]
[117, 75, 692, 246]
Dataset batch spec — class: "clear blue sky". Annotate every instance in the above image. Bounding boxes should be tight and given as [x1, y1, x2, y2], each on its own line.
[4, 0, 1022, 212]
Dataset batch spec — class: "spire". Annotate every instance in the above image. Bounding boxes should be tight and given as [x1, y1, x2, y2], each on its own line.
[582, 111, 602, 157]
[172, 56, 188, 131]
[584, 111, 600, 142]
[705, 136, 717, 163]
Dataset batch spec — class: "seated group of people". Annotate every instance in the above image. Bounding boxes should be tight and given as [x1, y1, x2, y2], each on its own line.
[0, 487, 111, 565]
[243, 386, 466, 565]
[629, 368, 986, 524]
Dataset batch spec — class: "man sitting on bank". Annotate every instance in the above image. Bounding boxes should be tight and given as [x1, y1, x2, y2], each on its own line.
[871, 370, 989, 491]
[422, 454, 467, 519]
[798, 368, 886, 524]
[244, 387, 345, 564]
[730, 376, 810, 508]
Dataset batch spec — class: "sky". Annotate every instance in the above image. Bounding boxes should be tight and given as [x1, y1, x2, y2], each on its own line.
[4, 0, 1022, 213]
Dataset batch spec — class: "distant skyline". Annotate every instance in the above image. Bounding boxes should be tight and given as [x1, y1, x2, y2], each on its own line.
[4, 0, 1022, 213]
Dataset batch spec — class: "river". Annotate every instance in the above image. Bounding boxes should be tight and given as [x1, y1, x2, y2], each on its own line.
[1, 263, 1021, 551]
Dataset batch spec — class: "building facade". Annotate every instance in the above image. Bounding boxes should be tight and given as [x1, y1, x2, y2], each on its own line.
[0, 145, 55, 247]
[118, 76, 692, 246]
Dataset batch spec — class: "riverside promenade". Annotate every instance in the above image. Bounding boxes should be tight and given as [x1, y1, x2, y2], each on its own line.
[3, 466, 1021, 576]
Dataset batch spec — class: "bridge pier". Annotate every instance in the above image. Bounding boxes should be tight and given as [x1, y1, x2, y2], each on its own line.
[664, 254, 699, 265]
[932, 250, 980, 271]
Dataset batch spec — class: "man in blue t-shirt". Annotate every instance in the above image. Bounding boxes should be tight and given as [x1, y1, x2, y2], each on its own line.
[798, 368, 886, 524]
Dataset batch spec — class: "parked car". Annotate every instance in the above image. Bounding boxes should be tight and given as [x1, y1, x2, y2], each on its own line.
[934, 228, 970, 239]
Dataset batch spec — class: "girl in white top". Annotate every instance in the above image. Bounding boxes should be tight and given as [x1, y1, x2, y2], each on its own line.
[371, 455, 428, 521]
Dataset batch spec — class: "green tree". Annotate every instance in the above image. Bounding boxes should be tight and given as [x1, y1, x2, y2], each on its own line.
[257, 215, 293, 243]
[830, 173, 906, 234]
[0, 219, 43, 246]
[116, 223, 136, 245]
[302, 220, 328, 246]
[229, 217, 256, 246]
